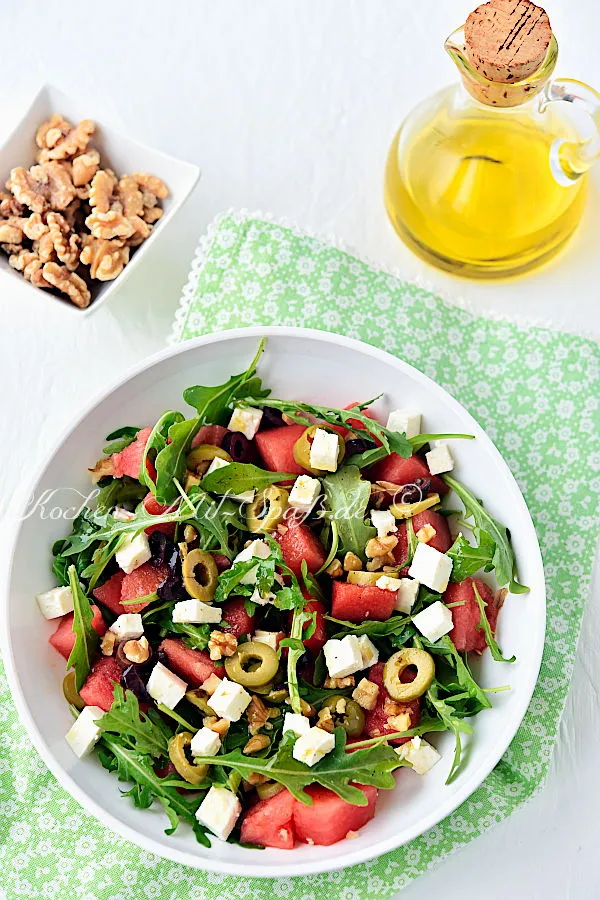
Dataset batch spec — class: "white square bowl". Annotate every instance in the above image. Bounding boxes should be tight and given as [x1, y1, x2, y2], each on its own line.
[0, 84, 200, 315]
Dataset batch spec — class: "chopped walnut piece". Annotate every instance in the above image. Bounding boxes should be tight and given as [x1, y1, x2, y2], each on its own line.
[143, 206, 163, 224]
[247, 695, 271, 735]
[352, 678, 379, 711]
[42, 262, 91, 309]
[72, 149, 100, 187]
[0, 190, 24, 217]
[123, 636, 150, 664]
[33, 232, 56, 264]
[47, 212, 80, 270]
[243, 734, 270, 755]
[416, 524, 437, 543]
[37, 118, 95, 163]
[8, 163, 75, 212]
[383, 698, 405, 717]
[35, 114, 72, 150]
[387, 712, 411, 733]
[85, 209, 135, 241]
[8, 249, 52, 289]
[88, 456, 115, 482]
[133, 173, 169, 199]
[125, 214, 151, 246]
[325, 559, 344, 578]
[205, 718, 230, 738]
[316, 707, 335, 733]
[80, 236, 129, 281]
[1, 242, 23, 255]
[0, 218, 26, 244]
[208, 630, 238, 660]
[324, 675, 355, 690]
[100, 631, 117, 656]
[366, 535, 398, 558]
[201, 674, 222, 696]
[23, 213, 48, 241]
[118, 175, 144, 217]
[89, 170, 117, 213]
[343, 551, 363, 572]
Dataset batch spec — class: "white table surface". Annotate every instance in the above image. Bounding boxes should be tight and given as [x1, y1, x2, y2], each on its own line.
[0, 2, 598, 897]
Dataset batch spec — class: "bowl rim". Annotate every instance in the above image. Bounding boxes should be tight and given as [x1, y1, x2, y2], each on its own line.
[0, 82, 201, 317]
[0, 325, 546, 877]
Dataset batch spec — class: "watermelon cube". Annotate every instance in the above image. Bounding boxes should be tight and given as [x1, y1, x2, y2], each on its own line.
[93, 571, 127, 616]
[142, 493, 177, 537]
[79, 656, 122, 712]
[240, 789, 296, 849]
[275, 522, 327, 578]
[392, 509, 452, 569]
[292, 784, 378, 846]
[120, 562, 169, 613]
[331, 582, 395, 622]
[159, 638, 220, 687]
[302, 598, 327, 655]
[446, 577, 499, 653]
[370, 453, 448, 496]
[49, 605, 107, 660]
[222, 598, 255, 639]
[254, 425, 308, 478]
[362, 662, 420, 746]
[191, 424, 228, 448]
[112, 426, 152, 480]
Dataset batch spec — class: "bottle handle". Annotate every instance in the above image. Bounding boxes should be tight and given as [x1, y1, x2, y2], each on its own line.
[541, 78, 600, 184]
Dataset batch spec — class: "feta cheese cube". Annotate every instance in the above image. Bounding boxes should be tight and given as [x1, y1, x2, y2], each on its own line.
[250, 587, 276, 606]
[112, 506, 136, 522]
[65, 706, 104, 758]
[115, 531, 151, 574]
[396, 736, 441, 775]
[408, 542, 453, 592]
[323, 635, 364, 679]
[283, 712, 312, 737]
[146, 661, 187, 709]
[209, 678, 251, 721]
[195, 785, 241, 841]
[253, 629, 280, 650]
[376, 574, 403, 593]
[288, 475, 321, 514]
[356, 634, 379, 668]
[109, 613, 144, 641]
[190, 726, 222, 758]
[204, 456, 254, 502]
[228, 406, 263, 440]
[395, 578, 420, 613]
[412, 600, 453, 644]
[425, 442, 455, 476]
[386, 409, 421, 439]
[172, 599, 222, 624]
[370, 509, 396, 538]
[233, 539, 271, 585]
[292, 726, 336, 766]
[309, 428, 340, 473]
[36, 585, 74, 620]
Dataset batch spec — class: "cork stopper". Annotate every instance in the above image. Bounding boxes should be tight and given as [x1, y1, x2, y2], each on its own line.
[465, 0, 552, 83]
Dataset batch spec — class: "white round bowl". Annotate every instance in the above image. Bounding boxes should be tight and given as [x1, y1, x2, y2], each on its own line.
[1, 326, 545, 877]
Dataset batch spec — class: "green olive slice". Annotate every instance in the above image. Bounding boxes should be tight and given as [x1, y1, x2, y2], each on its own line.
[256, 781, 286, 800]
[185, 689, 216, 716]
[181, 547, 218, 601]
[321, 695, 365, 738]
[168, 731, 209, 785]
[224, 641, 279, 688]
[245, 485, 289, 533]
[63, 670, 85, 709]
[293, 424, 345, 475]
[383, 648, 435, 701]
[186, 444, 232, 473]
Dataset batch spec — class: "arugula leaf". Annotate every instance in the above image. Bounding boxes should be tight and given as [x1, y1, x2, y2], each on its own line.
[195, 728, 404, 805]
[99, 686, 171, 756]
[103, 426, 142, 455]
[213, 559, 257, 603]
[142, 413, 200, 504]
[419, 635, 492, 714]
[52, 508, 106, 584]
[443, 474, 528, 593]
[183, 485, 242, 558]
[473, 583, 515, 663]
[326, 614, 411, 639]
[242, 396, 413, 459]
[300, 559, 325, 603]
[166, 619, 211, 651]
[316, 519, 339, 575]
[95, 476, 147, 515]
[447, 531, 496, 582]
[348, 717, 449, 747]
[298, 678, 354, 707]
[347, 433, 475, 468]
[183, 339, 269, 424]
[98, 736, 210, 844]
[66, 566, 100, 691]
[201, 462, 295, 495]
[322, 466, 376, 560]
[423, 678, 472, 784]
[287, 607, 313, 714]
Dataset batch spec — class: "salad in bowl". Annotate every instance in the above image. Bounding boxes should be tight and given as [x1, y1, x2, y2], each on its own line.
[36, 338, 527, 851]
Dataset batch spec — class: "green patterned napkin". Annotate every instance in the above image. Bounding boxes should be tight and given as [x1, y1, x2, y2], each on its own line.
[2, 212, 599, 900]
